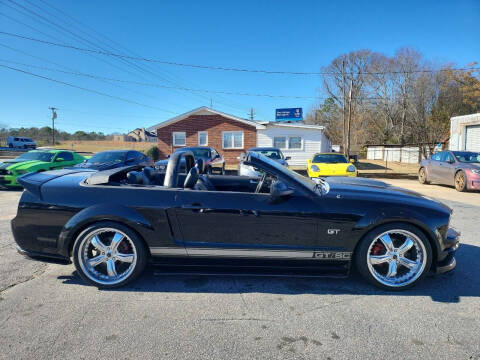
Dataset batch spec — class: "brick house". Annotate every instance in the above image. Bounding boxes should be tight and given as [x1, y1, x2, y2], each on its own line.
[148, 107, 264, 165]
[147, 106, 331, 167]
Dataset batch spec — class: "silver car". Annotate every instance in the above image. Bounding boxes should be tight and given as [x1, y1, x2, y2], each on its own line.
[419, 150, 480, 191]
[238, 147, 290, 177]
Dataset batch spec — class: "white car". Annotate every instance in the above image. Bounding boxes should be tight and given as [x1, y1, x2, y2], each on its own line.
[7, 136, 37, 149]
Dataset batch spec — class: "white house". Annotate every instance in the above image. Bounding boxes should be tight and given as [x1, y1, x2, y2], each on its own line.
[450, 113, 480, 152]
[257, 122, 331, 166]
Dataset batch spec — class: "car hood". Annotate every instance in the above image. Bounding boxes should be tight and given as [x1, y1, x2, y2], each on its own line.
[0, 159, 23, 169]
[325, 176, 451, 213]
[4, 160, 49, 170]
[462, 163, 480, 170]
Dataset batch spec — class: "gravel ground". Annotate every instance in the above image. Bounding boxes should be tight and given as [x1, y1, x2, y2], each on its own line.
[0, 181, 479, 360]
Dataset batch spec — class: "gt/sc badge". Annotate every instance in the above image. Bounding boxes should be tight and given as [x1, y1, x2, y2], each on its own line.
[312, 251, 351, 260]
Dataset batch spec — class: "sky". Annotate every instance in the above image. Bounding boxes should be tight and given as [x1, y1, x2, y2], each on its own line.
[0, 0, 479, 134]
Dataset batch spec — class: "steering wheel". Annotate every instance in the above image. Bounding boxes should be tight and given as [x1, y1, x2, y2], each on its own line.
[255, 172, 267, 193]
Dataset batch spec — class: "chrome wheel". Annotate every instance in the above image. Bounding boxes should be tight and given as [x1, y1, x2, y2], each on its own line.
[77, 228, 137, 286]
[366, 230, 427, 288]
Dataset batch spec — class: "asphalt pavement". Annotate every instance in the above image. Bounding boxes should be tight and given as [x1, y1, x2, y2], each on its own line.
[0, 181, 479, 360]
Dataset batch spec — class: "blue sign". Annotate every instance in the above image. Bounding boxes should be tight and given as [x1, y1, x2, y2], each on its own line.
[275, 108, 303, 121]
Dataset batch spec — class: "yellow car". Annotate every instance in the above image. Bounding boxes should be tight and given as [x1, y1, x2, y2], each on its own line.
[307, 153, 357, 178]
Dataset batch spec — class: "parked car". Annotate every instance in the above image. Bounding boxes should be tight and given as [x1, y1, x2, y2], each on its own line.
[73, 150, 152, 171]
[307, 153, 357, 178]
[7, 136, 36, 149]
[238, 147, 289, 177]
[0, 149, 85, 188]
[419, 150, 480, 192]
[13, 150, 459, 290]
[155, 146, 224, 174]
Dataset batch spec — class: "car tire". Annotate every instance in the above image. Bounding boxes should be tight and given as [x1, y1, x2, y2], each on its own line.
[220, 164, 225, 175]
[354, 222, 432, 291]
[454, 171, 467, 192]
[418, 167, 429, 184]
[206, 166, 212, 175]
[72, 221, 148, 289]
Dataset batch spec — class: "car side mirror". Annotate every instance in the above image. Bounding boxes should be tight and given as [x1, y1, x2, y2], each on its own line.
[270, 180, 294, 203]
[56, 158, 64, 162]
[285, 156, 291, 160]
[447, 159, 454, 164]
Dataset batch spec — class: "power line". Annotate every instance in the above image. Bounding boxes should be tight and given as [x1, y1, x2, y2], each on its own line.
[1, 31, 478, 76]
[0, 58, 318, 99]
[0, 64, 177, 113]
[25, 0, 253, 114]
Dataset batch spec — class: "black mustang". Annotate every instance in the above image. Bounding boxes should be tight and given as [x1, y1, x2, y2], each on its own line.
[12, 150, 459, 290]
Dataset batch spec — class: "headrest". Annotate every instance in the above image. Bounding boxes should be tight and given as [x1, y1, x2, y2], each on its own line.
[184, 166, 199, 189]
[195, 158, 205, 174]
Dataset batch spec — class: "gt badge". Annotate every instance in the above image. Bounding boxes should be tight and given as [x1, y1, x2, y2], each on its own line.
[327, 229, 340, 235]
[312, 252, 351, 260]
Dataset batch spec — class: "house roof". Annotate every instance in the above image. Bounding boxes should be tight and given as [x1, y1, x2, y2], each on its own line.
[147, 106, 266, 131]
[263, 122, 325, 130]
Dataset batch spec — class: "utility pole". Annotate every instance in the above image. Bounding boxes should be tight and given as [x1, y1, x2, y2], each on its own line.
[248, 108, 255, 121]
[347, 78, 353, 159]
[210, 98, 213, 108]
[341, 59, 346, 156]
[49, 107, 57, 145]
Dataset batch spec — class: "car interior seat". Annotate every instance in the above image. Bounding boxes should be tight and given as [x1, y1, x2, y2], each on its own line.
[184, 166, 200, 189]
[126, 170, 150, 185]
[142, 167, 164, 185]
[194, 174, 216, 191]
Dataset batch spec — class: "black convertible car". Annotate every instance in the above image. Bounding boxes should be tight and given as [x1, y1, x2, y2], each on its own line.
[12, 151, 459, 290]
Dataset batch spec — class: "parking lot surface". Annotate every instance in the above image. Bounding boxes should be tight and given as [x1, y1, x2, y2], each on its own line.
[0, 181, 479, 360]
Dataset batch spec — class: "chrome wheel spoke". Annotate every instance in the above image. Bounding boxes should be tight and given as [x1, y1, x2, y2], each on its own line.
[367, 229, 427, 287]
[88, 255, 106, 267]
[398, 256, 417, 269]
[110, 232, 124, 251]
[91, 235, 107, 252]
[369, 254, 390, 265]
[398, 238, 414, 254]
[116, 253, 134, 263]
[386, 261, 397, 278]
[379, 234, 395, 252]
[106, 259, 118, 277]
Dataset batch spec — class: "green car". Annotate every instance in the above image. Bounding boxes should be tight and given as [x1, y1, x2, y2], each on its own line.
[0, 149, 86, 188]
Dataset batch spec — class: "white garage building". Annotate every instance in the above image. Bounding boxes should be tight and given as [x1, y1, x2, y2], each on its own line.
[257, 122, 332, 166]
[450, 113, 480, 152]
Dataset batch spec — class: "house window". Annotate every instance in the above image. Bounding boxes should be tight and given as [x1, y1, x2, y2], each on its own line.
[273, 136, 303, 150]
[198, 131, 208, 146]
[173, 132, 186, 146]
[273, 136, 287, 149]
[288, 136, 302, 150]
[222, 131, 243, 149]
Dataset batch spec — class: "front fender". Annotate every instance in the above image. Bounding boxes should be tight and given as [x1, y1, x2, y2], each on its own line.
[57, 203, 154, 257]
[354, 205, 448, 262]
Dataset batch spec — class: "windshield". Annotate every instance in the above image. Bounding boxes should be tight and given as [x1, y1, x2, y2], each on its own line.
[312, 154, 348, 163]
[88, 152, 126, 164]
[16, 151, 54, 162]
[249, 152, 320, 193]
[453, 151, 480, 163]
[252, 149, 284, 160]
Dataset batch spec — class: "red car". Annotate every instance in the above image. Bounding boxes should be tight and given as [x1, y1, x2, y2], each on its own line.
[418, 151, 480, 191]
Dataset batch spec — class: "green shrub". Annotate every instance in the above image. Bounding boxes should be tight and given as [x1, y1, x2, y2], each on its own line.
[145, 145, 160, 161]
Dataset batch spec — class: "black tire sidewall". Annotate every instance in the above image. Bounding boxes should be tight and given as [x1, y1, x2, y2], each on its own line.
[72, 221, 148, 288]
[354, 222, 432, 291]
